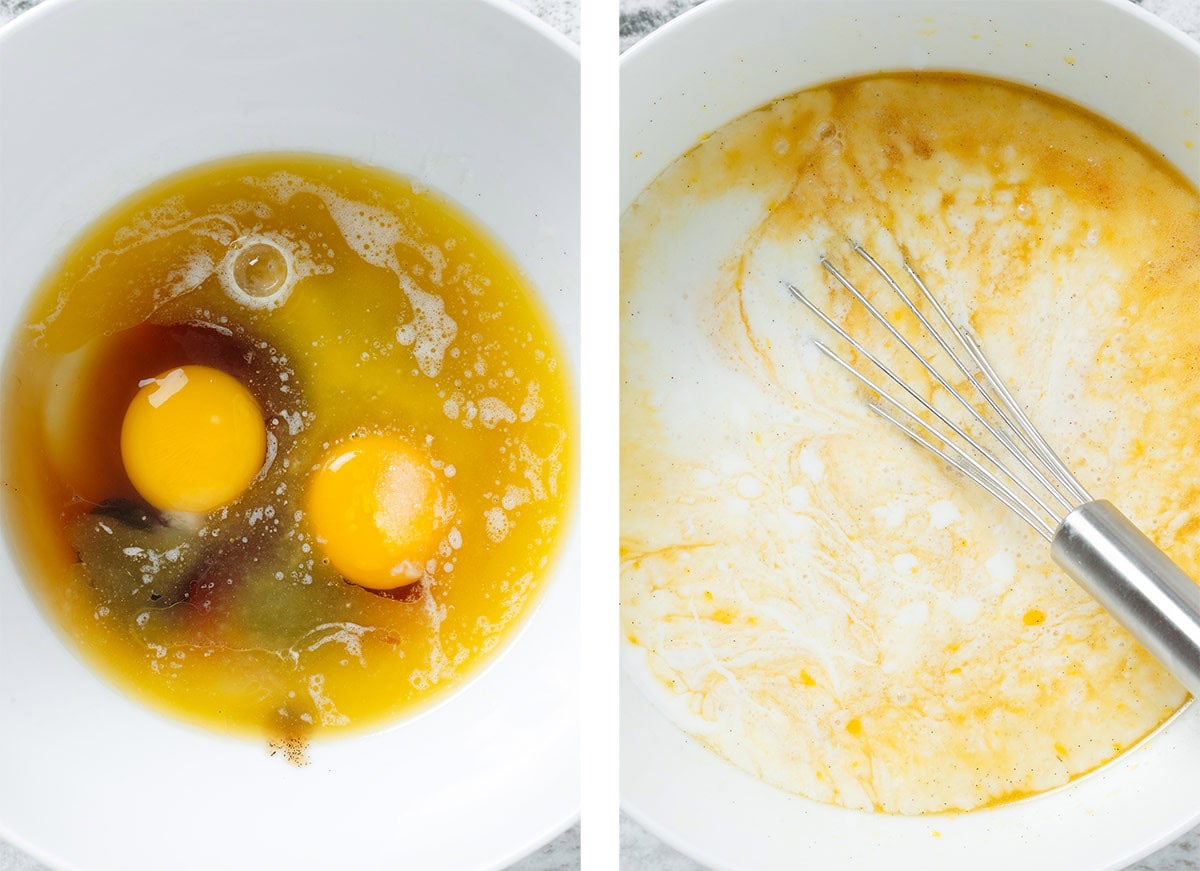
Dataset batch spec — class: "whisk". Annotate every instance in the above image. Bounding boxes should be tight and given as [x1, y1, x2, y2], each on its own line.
[784, 243, 1200, 698]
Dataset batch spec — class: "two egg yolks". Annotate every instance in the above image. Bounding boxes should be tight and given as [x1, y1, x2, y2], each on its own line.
[119, 365, 441, 590]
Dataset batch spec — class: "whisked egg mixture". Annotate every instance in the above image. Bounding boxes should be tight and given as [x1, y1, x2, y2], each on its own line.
[621, 73, 1199, 814]
[2, 155, 573, 751]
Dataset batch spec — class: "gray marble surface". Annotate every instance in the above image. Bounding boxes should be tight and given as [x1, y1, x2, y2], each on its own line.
[0, 6, 579, 871]
[617, 0, 1200, 869]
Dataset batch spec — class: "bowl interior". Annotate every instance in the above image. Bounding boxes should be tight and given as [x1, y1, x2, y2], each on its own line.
[0, 2, 579, 870]
[620, 1, 1200, 869]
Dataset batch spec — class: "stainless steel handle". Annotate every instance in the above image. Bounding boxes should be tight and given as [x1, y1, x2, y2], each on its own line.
[1051, 500, 1200, 698]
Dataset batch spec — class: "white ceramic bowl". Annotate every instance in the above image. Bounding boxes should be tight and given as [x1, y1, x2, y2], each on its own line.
[0, 2, 579, 869]
[620, 1, 1200, 868]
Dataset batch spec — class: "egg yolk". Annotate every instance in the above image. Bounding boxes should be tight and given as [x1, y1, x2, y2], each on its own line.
[120, 365, 266, 514]
[307, 434, 445, 590]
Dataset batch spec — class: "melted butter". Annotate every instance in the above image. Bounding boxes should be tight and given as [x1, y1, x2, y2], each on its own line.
[621, 74, 1199, 814]
[2, 154, 574, 741]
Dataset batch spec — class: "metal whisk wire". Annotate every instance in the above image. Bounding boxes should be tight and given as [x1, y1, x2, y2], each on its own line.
[783, 242, 1200, 698]
[784, 243, 1091, 542]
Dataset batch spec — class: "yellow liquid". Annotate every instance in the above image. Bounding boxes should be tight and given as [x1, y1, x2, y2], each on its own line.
[2, 154, 574, 746]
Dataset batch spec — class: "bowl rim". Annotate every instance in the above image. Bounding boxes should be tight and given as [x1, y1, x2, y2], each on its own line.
[0, 0, 582, 60]
[620, 0, 1198, 69]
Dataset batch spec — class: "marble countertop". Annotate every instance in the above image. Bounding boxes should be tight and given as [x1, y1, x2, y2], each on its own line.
[0, 6, 579, 871]
[618, 2, 1200, 869]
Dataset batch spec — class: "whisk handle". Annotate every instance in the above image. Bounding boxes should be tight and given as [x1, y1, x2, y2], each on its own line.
[1051, 500, 1200, 698]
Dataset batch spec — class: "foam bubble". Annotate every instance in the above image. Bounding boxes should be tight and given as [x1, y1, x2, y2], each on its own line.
[478, 397, 517, 429]
[218, 233, 313, 311]
[484, 507, 510, 542]
[253, 171, 458, 377]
